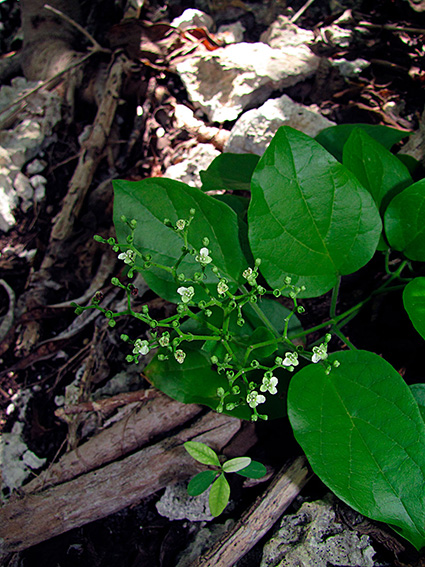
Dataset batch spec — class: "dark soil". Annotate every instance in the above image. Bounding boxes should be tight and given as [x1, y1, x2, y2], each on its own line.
[1, 0, 425, 565]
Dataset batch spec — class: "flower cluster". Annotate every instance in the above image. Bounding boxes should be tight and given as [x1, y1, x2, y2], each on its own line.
[177, 286, 195, 303]
[246, 390, 266, 409]
[196, 247, 212, 266]
[133, 339, 150, 356]
[260, 373, 278, 395]
[118, 249, 135, 265]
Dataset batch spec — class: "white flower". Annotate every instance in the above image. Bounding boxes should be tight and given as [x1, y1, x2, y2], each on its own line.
[242, 268, 253, 279]
[176, 219, 186, 230]
[312, 343, 328, 363]
[242, 267, 256, 286]
[282, 352, 299, 367]
[175, 349, 186, 364]
[260, 374, 278, 395]
[196, 247, 212, 266]
[177, 286, 195, 303]
[159, 334, 169, 347]
[217, 280, 229, 295]
[118, 249, 135, 264]
[246, 390, 266, 409]
[133, 339, 149, 356]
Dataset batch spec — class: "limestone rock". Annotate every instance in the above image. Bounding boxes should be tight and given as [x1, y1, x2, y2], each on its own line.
[260, 497, 376, 567]
[171, 9, 214, 31]
[260, 15, 315, 49]
[156, 482, 214, 522]
[225, 94, 335, 155]
[164, 143, 220, 187]
[175, 42, 319, 123]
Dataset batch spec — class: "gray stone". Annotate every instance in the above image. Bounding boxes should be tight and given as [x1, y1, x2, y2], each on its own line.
[176, 520, 234, 567]
[331, 57, 370, 78]
[319, 25, 353, 48]
[260, 497, 376, 567]
[260, 15, 315, 49]
[156, 482, 214, 522]
[14, 172, 34, 200]
[217, 22, 245, 44]
[164, 143, 220, 187]
[225, 94, 335, 155]
[175, 42, 319, 123]
[171, 8, 214, 31]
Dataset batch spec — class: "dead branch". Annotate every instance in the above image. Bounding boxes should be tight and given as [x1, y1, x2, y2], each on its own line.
[25, 391, 203, 492]
[0, 412, 241, 556]
[195, 456, 312, 567]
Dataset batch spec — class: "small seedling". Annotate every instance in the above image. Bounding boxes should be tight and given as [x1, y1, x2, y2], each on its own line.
[184, 441, 266, 517]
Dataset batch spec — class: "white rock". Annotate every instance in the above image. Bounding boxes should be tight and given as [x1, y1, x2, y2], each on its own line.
[260, 15, 315, 49]
[175, 42, 319, 123]
[156, 482, 214, 522]
[260, 497, 376, 567]
[171, 9, 214, 31]
[164, 143, 220, 187]
[26, 158, 46, 175]
[217, 21, 245, 44]
[14, 172, 34, 200]
[0, 174, 18, 232]
[225, 94, 335, 155]
[319, 25, 353, 48]
[331, 58, 369, 78]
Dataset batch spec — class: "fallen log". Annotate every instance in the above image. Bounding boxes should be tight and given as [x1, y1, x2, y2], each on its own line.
[25, 389, 203, 492]
[0, 411, 241, 556]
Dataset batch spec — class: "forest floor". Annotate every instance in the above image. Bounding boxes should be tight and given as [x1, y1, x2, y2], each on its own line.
[1, 0, 425, 565]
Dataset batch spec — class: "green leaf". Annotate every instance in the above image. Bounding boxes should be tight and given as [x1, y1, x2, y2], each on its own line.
[184, 441, 221, 467]
[288, 350, 425, 550]
[396, 154, 420, 177]
[200, 153, 260, 192]
[403, 277, 425, 341]
[410, 384, 425, 423]
[343, 128, 412, 212]
[316, 124, 410, 163]
[145, 346, 253, 420]
[248, 126, 382, 298]
[384, 180, 425, 261]
[209, 473, 230, 516]
[113, 178, 248, 303]
[222, 457, 251, 473]
[236, 460, 267, 479]
[187, 471, 218, 496]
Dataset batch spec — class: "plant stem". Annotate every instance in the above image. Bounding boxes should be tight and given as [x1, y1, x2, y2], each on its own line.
[330, 277, 341, 319]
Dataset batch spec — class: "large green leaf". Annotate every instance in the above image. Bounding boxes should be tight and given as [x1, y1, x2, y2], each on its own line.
[403, 277, 425, 341]
[384, 179, 425, 261]
[316, 124, 410, 163]
[248, 126, 382, 298]
[145, 346, 252, 420]
[288, 350, 425, 550]
[113, 178, 248, 302]
[200, 153, 260, 192]
[410, 384, 425, 423]
[343, 128, 412, 212]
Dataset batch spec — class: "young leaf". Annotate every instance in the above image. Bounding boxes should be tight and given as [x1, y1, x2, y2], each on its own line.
[343, 128, 412, 212]
[316, 123, 409, 163]
[384, 179, 425, 261]
[403, 277, 425, 341]
[184, 441, 221, 467]
[113, 178, 248, 303]
[236, 460, 267, 479]
[200, 153, 260, 192]
[209, 473, 230, 517]
[248, 126, 381, 298]
[187, 470, 218, 496]
[222, 457, 251, 473]
[288, 350, 425, 550]
[410, 384, 425, 423]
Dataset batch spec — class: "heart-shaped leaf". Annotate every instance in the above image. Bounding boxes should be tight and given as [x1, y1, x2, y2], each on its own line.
[184, 441, 221, 467]
[187, 470, 218, 496]
[316, 123, 410, 163]
[200, 153, 259, 192]
[403, 277, 425, 341]
[288, 350, 425, 550]
[209, 473, 230, 517]
[248, 126, 381, 297]
[343, 128, 412, 212]
[113, 178, 248, 302]
[384, 179, 425, 261]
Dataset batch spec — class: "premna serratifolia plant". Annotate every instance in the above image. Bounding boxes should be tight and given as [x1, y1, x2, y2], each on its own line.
[75, 124, 425, 550]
